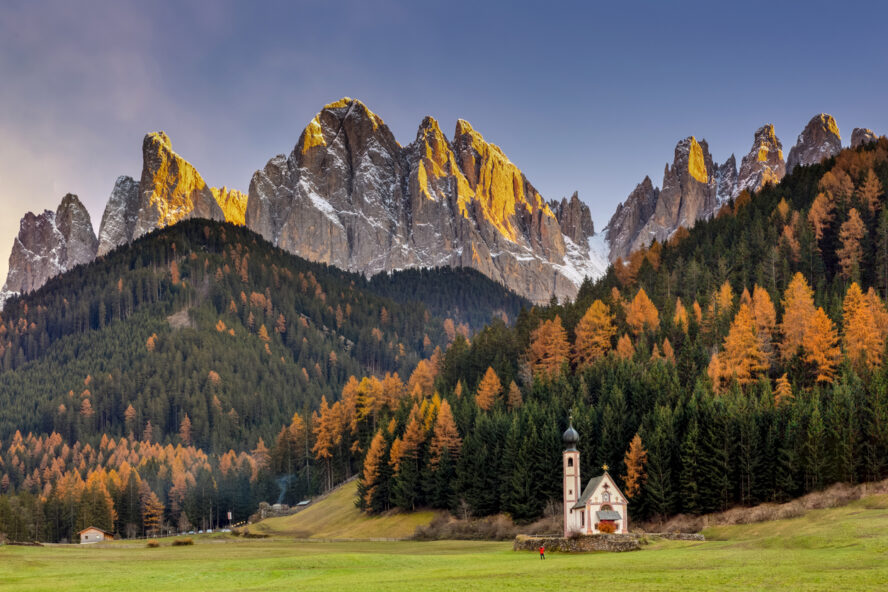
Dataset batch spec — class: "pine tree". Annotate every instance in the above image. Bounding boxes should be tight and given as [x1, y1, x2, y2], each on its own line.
[572, 300, 616, 369]
[679, 417, 701, 514]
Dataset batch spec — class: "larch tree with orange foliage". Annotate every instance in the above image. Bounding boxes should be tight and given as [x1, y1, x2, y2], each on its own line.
[527, 316, 570, 378]
[774, 374, 793, 406]
[507, 381, 523, 409]
[808, 193, 834, 243]
[179, 414, 192, 446]
[622, 433, 647, 499]
[475, 367, 502, 411]
[429, 399, 461, 467]
[616, 334, 634, 360]
[625, 288, 660, 335]
[572, 300, 616, 369]
[804, 307, 842, 384]
[721, 303, 768, 385]
[312, 396, 344, 491]
[407, 359, 436, 399]
[359, 430, 389, 512]
[842, 283, 885, 372]
[837, 208, 866, 279]
[673, 298, 689, 333]
[858, 168, 884, 214]
[779, 272, 816, 362]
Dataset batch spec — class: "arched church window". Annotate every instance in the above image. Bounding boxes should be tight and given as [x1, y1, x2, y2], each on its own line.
[600, 504, 613, 511]
[602, 491, 610, 502]
[567, 458, 574, 467]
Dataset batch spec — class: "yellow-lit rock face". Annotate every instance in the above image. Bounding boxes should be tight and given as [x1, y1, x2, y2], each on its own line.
[210, 186, 248, 225]
[301, 116, 327, 154]
[414, 117, 474, 218]
[688, 137, 708, 183]
[454, 119, 554, 242]
[143, 132, 210, 228]
[822, 114, 841, 140]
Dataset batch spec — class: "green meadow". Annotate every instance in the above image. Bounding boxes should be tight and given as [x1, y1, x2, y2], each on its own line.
[2, 495, 888, 591]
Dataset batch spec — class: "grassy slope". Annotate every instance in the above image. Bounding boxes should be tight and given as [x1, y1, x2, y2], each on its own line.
[2, 495, 888, 591]
[248, 480, 437, 540]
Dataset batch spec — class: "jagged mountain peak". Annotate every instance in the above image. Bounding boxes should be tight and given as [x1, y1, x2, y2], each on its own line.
[786, 113, 842, 174]
[851, 128, 879, 148]
[242, 99, 602, 302]
[2, 193, 97, 298]
[735, 124, 785, 197]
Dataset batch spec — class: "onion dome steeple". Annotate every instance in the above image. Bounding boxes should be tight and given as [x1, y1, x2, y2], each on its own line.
[562, 415, 579, 451]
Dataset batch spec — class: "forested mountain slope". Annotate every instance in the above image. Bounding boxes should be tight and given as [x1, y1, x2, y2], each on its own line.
[0, 220, 526, 451]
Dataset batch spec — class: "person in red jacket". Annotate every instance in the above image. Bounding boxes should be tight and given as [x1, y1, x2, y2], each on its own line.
[539, 545, 545, 560]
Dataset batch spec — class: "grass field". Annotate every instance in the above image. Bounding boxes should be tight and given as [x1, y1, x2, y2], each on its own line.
[247, 480, 437, 539]
[2, 495, 888, 591]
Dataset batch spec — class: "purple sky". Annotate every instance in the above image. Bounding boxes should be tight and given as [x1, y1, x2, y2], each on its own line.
[1, 0, 886, 282]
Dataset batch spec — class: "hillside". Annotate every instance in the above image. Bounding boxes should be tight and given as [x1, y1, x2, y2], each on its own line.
[247, 480, 436, 540]
[0, 219, 526, 451]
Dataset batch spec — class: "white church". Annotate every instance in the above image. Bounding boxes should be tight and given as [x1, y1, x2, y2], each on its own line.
[562, 418, 629, 536]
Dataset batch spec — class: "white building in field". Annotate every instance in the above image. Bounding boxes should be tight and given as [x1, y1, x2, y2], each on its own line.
[78, 526, 114, 544]
[562, 419, 629, 536]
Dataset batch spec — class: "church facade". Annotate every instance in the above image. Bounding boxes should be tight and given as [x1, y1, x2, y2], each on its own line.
[562, 419, 629, 536]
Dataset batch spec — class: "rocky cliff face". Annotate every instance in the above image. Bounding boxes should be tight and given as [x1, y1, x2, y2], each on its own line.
[551, 192, 595, 245]
[785, 114, 841, 174]
[605, 137, 732, 262]
[134, 132, 225, 239]
[97, 133, 247, 256]
[851, 127, 879, 148]
[735, 124, 785, 197]
[2, 194, 98, 298]
[245, 98, 606, 303]
[97, 175, 141, 256]
[605, 176, 659, 262]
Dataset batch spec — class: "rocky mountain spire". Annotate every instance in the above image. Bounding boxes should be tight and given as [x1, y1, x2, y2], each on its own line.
[552, 192, 595, 245]
[785, 114, 841, 175]
[97, 175, 141, 256]
[605, 176, 659, 262]
[851, 127, 879, 148]
[735, 124, 785, 197]
[2, 194, 98, 298]
[134, 132, 225, 239]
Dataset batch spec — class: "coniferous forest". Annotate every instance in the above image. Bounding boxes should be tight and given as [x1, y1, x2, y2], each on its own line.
[2, 138, 888, 541]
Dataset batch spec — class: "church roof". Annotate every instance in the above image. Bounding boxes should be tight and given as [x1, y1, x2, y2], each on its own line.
[571, 471, 625, 510]
[571, 474, 605, 510]
[596, 510, 622, 521]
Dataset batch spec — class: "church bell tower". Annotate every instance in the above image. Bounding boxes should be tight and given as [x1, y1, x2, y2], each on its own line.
[562, 417, 580, 537]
